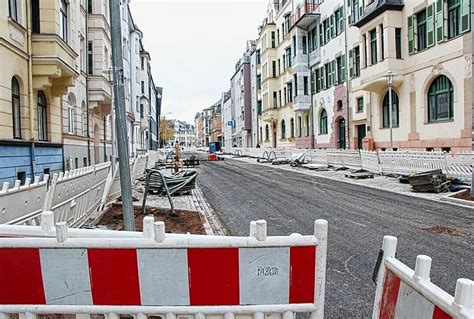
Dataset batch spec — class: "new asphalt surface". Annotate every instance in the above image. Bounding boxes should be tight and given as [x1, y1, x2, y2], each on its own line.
[193, 155, 473, 318]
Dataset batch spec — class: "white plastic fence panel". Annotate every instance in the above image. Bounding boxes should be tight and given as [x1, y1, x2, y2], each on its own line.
[372, 236, 473, 319]
[0, 219, 328, 319]
[0, 175, 49, 225]
[360, 150, 381, 173]
[408, 151, 446, 173]
[327, 150, 361, 169]
[304, 149, 328, 165]
[43, 162, 111, 227]
[378, 151, 412, 175]
[445, 153, 472, 181]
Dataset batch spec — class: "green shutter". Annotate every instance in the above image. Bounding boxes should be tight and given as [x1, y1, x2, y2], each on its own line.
[461, 0, 471, 33]
[349, 50, 354, 77]
[408, 15, 415, 54]
[339, 7, 345, 32]
[347, 0, 352, 25]
[427, 4, 435, 47]
[341, 54, 346, 82]
[435, 0, 445, 43]
[331, 60, 336, 86]
[311, 71, 315, 94]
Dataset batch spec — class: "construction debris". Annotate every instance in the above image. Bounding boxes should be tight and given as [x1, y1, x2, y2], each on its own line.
[345, 170, 374, 180]
[409, 169, 451, 193]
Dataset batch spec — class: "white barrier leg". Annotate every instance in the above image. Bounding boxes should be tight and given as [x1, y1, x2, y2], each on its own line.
[143, 216, 155, 238]
[55, 222, 68, 243]
[255, 220, 267, 242]
[413, 255, 432, 282]
[253, 312, 264, 319]
[106, 313, 119, 319]
[249, 221, 257, 237]
[40, 211, 55, 233]
[371, 236, 397, 319]
[76, 314, 91, 319]
[312, 219, 328, 319]
[0, 314, 10, 319]
[154, 221, 166, 243]
[19, 313, 36, 319]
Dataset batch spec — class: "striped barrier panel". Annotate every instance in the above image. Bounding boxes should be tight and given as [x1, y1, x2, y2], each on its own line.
[445, 153, 472, 181]
[0, 219, 328, 319]
[0, 175, 49, 226]
[43, 162, 111, 227]
[372, 236, 473, 319]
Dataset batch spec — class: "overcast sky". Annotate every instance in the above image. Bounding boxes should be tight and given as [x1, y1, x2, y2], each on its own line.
[129, 0, 268, 124]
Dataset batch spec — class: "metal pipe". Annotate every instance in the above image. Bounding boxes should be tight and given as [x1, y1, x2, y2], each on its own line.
[110, 0, 135, 231]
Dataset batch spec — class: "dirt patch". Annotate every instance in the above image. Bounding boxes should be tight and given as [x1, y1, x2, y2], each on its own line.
[422, 225, 470, 237]
[97, 203, 206, 234]
[452, 189, 473, 201]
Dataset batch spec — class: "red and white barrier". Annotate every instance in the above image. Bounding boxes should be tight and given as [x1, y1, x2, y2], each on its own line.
[0, 218, 328, 319]
[373, 236, 473, 319]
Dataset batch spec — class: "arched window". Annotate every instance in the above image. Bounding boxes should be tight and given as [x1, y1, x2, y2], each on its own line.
[290, 118, 294, 138]
[320, 109, 328, 135]
[265, 124, 269, 141]
[259, 127, 263, 141]
[305, 115, 310, 136]
[382, 90, 399, 128]
[67, 94, 76, 134]
[428, 75, 454, 122]
[82, 101, 87, 136]
[298, 116, 302, 137]
[281, 120, 286, 139]
[38, 91, 47, 141]
[11, 77, 21, 139]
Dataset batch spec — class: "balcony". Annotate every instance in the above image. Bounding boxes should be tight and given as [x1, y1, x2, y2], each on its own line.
[292, 95, 311, 112]
[262, 109, 279, 123]
[140, 118, 149, 132]
[289, 2, 320, 30]
[292, 53, 309, 73]
[31, 34, 78, 95]
[353, 0, 404, 28]
[309, 49, 320, 67]
[88, 76, 112, 113]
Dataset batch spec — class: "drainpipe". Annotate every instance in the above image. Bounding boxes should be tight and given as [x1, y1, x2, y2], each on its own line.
[344, 7, 351, 149]
[26, 0, 35, 176]
[308, 32, 315, 149]
[85, 8, 91, 165]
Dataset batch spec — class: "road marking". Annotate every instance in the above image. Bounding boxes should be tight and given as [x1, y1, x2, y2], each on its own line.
[347, 220, 367, 227]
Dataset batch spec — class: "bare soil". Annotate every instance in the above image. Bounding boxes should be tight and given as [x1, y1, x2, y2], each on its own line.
[452, 189, 473, 201]
[97, 203, 206, 234]
[422, 225, 470, 237]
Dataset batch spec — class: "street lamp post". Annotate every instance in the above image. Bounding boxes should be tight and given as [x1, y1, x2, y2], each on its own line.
[385, 71, 394, 150]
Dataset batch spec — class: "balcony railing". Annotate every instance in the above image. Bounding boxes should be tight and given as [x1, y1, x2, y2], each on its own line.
[289, 2, 320, 30]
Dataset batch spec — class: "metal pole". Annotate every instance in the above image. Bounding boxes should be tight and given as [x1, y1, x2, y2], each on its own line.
[110, 0, 135, 231]
[387, 71, 393, 150]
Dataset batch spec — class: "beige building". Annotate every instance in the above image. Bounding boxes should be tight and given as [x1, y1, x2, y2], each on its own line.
[347, 0, 471, 152]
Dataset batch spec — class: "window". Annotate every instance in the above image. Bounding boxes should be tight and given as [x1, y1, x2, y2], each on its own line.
[370, 29, 377, 65]
[382, 91, 400, 128]
[281, 120, 286, 139]
[302, 36, 307, 54]
[395, 28, 402, 59]
[298, 116, 302, 137]
[8, 0, 18, 22]
[67, 95, 76, 134]
[428, 75, 454, 122]
[303, 76, 308, 95]
[271, 31, 276, 48]
[82, 102, 87, 137]
[141, 81, 145, 94]
[354, 47, 360, 76]
[308, 27, 317, 52]
[87, 41, 93, 75]
[38, 91, 47, 141]
[32, 0, 40, 33]
[273, 92, 278, 108]
[417, 9, 427, 51]
[141, 57, 145, 70]
[355, 97, 364, 113]
[256, 50, 261, 64]
[290, 118, 294, 138]
[256, 75, 261, 89]
[305, 115, 310, 136]
[336, 55, 345, 84]
[363, 34, 368, 67]
[320, 109, 328, 134]
[60, 0, 68, 42]
[265, 124, 269, 141]
[448, 0, 461, 38]
[287, 83, 293, 102]
[12, 77, 21, 139]
[272, 61, 276, 77]
[380, 24, 385, 60]
[260, 127, 263, 141]
[285, 47, 292, 66]
[88, 0, 93, 13]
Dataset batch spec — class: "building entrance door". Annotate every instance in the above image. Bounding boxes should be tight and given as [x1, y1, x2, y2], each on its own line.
[338, 118, 346, 149]
[357, 124, 366, 150]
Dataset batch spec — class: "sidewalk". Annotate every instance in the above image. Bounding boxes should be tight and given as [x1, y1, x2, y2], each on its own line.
[225, 155, 472, 208]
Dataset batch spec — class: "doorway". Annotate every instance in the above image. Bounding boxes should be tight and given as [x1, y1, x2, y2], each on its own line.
[272, 121, 277, 148]
[338, 118, 346, 149]
[357, 124, 366, 150]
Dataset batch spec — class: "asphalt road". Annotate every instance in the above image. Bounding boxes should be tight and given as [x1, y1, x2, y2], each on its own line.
[193, 155, 473, 318]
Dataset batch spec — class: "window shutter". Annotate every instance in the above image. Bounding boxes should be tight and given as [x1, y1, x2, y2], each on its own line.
[435, 0, 445, 43]
[461, 0, 471, 33]
[407, 15, 415, 54]
[427, 4, 435, 47]
[339, 7, 345, 32]
[341, 54, 346, 82]
[349, 50, 354, 77]
[311, 71, 315, 94]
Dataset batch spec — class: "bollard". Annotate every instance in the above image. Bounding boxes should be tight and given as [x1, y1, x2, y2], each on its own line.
[154, 221, 166, 243]
[255, 220, 267, 241]
[143, 216, 155, 238]
[413, 255, 432, 282]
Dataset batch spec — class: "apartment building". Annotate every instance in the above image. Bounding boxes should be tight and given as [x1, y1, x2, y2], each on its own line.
[347, 0, 471, 152]
[230, 41, 255, 147]
[222, 90, 233, 148]
[167, 120, 195, 147]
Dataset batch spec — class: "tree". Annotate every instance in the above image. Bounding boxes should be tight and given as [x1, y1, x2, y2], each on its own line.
[159, 117, 174, 147]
